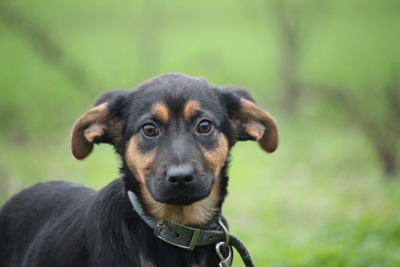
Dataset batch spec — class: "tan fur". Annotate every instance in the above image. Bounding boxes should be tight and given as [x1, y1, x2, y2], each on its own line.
[202, 133, 229, 175]
[244, 121, 266, 141]
[123, 102, 231, 227]
[71, 103, 110, 159]
[141, 181, 221, 227]
[136, 134, 228, 227]
[183, 101, 200, 120]
[125, 137, 156, 183]
[84, 123, 107, 143]
[151, 102, 170, 123]
[238, 99, 279, 153]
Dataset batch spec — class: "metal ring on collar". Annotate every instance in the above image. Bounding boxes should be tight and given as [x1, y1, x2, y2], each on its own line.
[218, 219, 230, 247]
[215, 241, 232, 267]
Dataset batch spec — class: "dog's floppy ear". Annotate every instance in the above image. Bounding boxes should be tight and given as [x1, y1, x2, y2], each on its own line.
[221, 86, 278, 153]
[71, 90, 129, 160]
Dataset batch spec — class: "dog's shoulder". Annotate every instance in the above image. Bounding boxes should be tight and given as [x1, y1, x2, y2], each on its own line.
[1, 181, 93, 213]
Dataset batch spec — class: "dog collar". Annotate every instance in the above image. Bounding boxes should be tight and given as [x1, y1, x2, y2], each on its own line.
[127, 190, 255, 267]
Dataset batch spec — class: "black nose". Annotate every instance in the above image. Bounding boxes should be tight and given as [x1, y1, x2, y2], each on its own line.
[166, 166, 194, 190]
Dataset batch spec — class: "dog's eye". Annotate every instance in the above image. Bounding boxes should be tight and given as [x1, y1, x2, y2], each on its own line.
[197, 120, 213, 134]
[142, 124, 159, 137]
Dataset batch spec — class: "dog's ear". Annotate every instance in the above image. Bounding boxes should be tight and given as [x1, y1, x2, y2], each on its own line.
[71, 90, 129, 160]
[220, 86, 278, 153]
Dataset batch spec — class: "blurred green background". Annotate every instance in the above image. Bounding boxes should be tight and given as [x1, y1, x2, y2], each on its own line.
[1, 0, 399, 266]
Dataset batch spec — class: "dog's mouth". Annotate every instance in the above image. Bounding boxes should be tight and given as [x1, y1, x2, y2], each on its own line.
[150, 188, 211, 206]
[147, 180, 213, 206]
[159, 195, 202, 206]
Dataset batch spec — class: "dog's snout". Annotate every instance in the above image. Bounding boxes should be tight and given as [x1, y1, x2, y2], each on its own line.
[166, 166, 194, 190]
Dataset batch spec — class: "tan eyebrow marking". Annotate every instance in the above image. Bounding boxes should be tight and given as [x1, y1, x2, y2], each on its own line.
[183, 100, 200, 120]
[151, 102, 170, 123]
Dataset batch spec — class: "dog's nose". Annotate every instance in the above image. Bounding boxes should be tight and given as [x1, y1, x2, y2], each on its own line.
[166, 166, 194, 190]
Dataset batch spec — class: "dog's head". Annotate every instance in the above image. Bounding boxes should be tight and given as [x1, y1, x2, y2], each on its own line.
[71, 73, 278, 226]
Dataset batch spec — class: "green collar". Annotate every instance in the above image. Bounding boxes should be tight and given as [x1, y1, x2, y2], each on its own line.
[127, 190, 255, 267]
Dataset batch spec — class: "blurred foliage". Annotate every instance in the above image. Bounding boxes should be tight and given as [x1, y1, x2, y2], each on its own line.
[1, 0, 400, 266]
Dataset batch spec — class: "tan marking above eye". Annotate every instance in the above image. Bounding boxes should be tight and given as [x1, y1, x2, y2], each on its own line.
[125, 137, 156, 183]
[151, 102, 170, 123]
[183, 101, 200, 120]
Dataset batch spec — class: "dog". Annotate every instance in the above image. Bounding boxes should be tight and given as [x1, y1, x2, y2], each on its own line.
[0, 73, 278, 267]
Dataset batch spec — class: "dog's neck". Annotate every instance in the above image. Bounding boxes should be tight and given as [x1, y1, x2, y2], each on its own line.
[127, 190, 221, 229]
[127, 190, 255, 267]
[127, 190, 223, 248]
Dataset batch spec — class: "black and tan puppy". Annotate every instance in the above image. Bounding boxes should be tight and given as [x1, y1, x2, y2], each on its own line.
[0, 73, 278, 267]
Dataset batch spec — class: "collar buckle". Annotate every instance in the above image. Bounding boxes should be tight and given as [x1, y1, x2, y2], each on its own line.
[154, 219, 201, 250]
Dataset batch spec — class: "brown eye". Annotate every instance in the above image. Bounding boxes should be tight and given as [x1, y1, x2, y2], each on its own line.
[197, 120, 213, 134]
[142, 124, 159, 137]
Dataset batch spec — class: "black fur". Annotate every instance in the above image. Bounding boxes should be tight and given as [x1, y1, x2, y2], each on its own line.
[0, 73, 276, 267]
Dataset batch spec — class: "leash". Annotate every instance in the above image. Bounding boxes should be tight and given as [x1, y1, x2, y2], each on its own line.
[127, 191, 255, 267]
